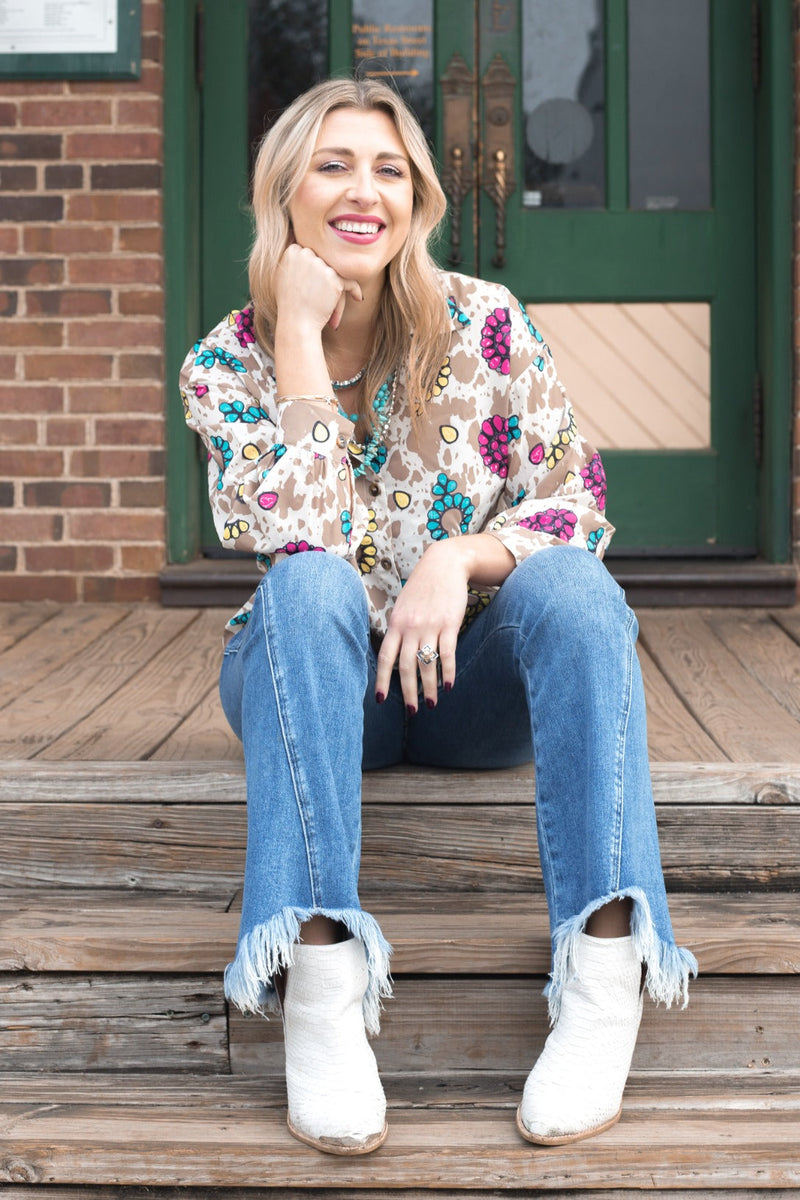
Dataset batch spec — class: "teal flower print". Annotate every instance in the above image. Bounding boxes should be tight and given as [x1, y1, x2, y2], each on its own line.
[427, 472, 475, 540]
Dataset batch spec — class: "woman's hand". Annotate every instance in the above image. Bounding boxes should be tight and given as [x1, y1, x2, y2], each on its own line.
[375, 534, 517, 711]
[275, 243, 362, 335]
[375, 541, 469, 712]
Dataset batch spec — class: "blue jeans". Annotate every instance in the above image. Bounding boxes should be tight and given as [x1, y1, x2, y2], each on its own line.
[219, 546, 696, 1032]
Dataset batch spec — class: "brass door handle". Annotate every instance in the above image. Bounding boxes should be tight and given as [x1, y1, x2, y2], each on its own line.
[481, 55, 516, 271]
[448, 145, 466, 265]
[441, 54, 475, 266]
[491, 148, 508, 268]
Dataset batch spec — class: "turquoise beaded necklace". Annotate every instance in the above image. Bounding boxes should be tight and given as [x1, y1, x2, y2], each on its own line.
[341, 371, 398, 478]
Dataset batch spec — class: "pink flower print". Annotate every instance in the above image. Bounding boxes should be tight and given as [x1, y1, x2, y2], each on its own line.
[478, 414, 521, 478]
[278, 540, 325, 555]
[480, 307, 511, 375]
[194, 384, 209, 398]
[580, 453, 607, 512]
[232, 306, 256, 349]
[518, 508, 578, 543]
[258, 491, 278, 510]
[529, 443, 545, 465]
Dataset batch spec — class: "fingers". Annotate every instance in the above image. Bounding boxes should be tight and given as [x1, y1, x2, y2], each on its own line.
[374, 632, 399, 706]
[327, 278, 363, 330]
[375, 632, 453, 714]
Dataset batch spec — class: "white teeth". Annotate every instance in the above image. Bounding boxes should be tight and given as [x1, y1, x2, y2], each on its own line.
[333, 220, 381, 235]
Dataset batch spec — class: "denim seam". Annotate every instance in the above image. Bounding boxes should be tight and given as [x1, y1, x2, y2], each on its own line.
[259, 585, 320, 908]
[609, 604, 637, 893]
[515, 618, 560, 918]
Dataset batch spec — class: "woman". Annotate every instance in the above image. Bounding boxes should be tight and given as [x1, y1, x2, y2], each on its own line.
[181, 78, 696, 1157]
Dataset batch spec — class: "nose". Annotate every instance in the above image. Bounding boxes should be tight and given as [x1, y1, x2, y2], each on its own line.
[345, 163, 379, 206]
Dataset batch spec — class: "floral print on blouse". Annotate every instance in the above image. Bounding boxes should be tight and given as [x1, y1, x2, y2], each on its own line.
[180, 271, 613, 639]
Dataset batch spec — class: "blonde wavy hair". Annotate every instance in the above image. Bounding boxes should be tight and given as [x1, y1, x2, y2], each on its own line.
[249, 78, 452, 428]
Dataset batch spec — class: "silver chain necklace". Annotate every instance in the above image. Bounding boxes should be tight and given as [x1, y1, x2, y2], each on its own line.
[331, 365, 367, 390]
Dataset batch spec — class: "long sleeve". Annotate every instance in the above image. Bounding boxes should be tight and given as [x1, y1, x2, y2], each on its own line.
[482, 299, 614, 562]
[179, 308, 372, 561]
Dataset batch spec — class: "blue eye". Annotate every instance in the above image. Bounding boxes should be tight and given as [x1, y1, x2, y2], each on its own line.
[318, 160, 348, 173]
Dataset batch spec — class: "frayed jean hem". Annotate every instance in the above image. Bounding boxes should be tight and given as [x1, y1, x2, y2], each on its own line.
[543, 887, 698, 1025]
[223, 905, 393, 1036]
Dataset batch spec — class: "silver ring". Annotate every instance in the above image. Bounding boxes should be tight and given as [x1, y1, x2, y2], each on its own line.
[416, 644, 439, 666]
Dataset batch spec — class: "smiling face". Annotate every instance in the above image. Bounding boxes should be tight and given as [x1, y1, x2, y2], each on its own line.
[287, 107, 415, 289]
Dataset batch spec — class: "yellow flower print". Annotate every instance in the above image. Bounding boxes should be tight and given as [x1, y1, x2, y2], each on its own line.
[429, 356, 452, 399]
[440, 424, 459, 444]
[242, 443, 260, 460]
[180, 389, 191, 422]
[357, 533, 377, 575]
[223, 517, 250, 541]
[393, 490, 411, 509]
[546, 409, 577, 470]
[366, 508, 377, 534]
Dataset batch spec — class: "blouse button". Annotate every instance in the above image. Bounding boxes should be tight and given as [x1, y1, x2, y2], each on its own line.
[369, 483, 380, 497]
[336, 434, 347, 449]
[380, 557, 392, 571]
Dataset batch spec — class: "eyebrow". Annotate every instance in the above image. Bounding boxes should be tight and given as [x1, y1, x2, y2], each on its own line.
[312, 146, 409, 162]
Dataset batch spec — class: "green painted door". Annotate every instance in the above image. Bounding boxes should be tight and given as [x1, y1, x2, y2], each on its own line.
[198, 0, 758, 556]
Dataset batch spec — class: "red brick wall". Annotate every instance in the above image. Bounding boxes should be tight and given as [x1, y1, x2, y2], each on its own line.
[0, 0, 164, 602]
[794, 0, 800, 568]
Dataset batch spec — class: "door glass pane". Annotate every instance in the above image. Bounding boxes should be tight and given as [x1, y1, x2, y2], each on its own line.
[248, 0, 329, 167]
[521, 0, 605, 208]
[351, 0, 435, 143]
[628, 0, 711, 210]
[528, 303, 711, 449]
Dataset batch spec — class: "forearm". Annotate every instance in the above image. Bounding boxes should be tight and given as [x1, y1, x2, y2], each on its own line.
[423, 532, 516, 590]
[274, 319, 332, 398]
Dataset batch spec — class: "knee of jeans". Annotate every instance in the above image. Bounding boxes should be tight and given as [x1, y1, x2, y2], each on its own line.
[255, 551, 368, 632]
[512, 545, 631, 643]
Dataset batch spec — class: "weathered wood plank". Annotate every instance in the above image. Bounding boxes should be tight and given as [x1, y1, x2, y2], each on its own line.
[3, 801, 800, 891]
[638, 644, 727, 762]
[772, 607, 800, 647]
[229, 977, 800, 1077]
[0, 606, 129, 709]
[2, 1192, 799, 1200]
[707, 611, 800, 725]
[0, 975, 227, 1073]
[151, 683, 243, 762]
[1, 893, 796, 976]
[38, 609, 231, 761]
[0, 603, 58, 654]
[638, 611, 800, 760]
[1, 1100, 798, 1189]
[3, 1068, 798, 1111]
[0, 608, 198, 759]
[2, 759, 799, 806]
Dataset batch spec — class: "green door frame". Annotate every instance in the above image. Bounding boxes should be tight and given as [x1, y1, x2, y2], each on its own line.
[163, 0, 794, 567]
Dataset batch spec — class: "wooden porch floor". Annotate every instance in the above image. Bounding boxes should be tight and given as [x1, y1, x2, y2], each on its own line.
[1, 601, 800, 763]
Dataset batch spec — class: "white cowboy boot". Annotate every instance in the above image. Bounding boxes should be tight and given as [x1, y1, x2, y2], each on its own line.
[282, 937, 387, 1155]
[517, 933, 643, 1145]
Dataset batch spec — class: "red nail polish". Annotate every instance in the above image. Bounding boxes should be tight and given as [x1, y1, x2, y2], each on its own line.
[444, 682, 453, 693]
[376, 691, 385, 704]
[406, 703, 417, 717]
[426, 698, 435, 709]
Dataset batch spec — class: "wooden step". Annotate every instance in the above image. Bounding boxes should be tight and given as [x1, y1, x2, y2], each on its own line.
[1, 971, 796, 1075]
[2, 891, 798, 976]
[2, 761, 799, 893]
[1, 1072, 798, 1190]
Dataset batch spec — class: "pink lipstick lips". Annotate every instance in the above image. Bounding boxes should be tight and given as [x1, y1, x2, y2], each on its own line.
[329, 214, 386, 245]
